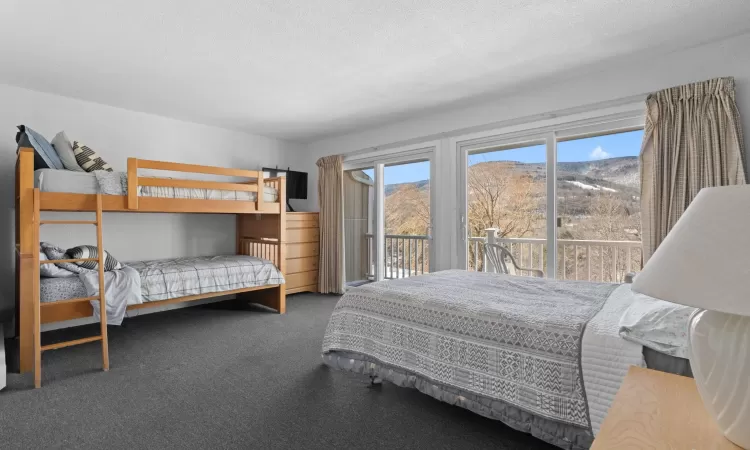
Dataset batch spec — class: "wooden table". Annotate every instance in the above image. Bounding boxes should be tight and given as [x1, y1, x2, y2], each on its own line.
[592, 366, 741, 449]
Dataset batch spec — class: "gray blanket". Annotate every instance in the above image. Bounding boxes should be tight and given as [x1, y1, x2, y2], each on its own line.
[126, 255, 285, 302]
[322, 270, 617, 429]
[79, 266, 142, 326]
[40, 242, 141, 325]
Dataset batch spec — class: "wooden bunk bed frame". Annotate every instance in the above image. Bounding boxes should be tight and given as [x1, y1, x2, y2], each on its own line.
[15, 148, 287, 374]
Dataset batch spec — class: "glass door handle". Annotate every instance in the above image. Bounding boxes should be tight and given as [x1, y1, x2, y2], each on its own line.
[557, 217, 562, 228]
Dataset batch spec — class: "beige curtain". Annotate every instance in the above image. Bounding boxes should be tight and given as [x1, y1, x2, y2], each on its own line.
[641, 77, 746, 263]
[317, 155, 345, 294]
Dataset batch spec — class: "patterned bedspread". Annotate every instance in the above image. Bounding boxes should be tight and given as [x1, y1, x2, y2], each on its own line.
[127, 255, 285, 302]
[322, 270, 617, 429]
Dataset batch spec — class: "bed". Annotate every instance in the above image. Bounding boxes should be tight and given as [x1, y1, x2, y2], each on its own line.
[40, 255, 284, 304]
[321, 270, 688, 450]
[17, 148, 289, 384]
[34, 168, 279, 201]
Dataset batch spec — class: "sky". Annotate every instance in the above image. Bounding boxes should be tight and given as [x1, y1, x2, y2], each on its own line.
[361, 129, 643, 184]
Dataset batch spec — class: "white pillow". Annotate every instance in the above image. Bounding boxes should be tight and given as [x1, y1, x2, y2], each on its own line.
[51, 131, 85, 172]
[619, 290, 697, 358]
[39, 252, 76, 277]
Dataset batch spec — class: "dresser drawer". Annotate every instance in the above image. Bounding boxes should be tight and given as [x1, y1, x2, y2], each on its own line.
[284, 212, 318, 294]
[287, 227, 319, 244]
[286, 256, 318, 274]
[287, 242, 319, 259]
[288, 219, 318, 230]
[286, 271, 318, 289]
[287, 213, 318, 229]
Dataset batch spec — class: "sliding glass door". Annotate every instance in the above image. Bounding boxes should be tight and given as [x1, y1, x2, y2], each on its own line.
[343, 146, 435, 284]
[343, 167, 375, 285]
[556, 129, 644, 282]
[465, 143, 547, 274]
[458, 116, 644, 281]
[383, 160, 431, 279]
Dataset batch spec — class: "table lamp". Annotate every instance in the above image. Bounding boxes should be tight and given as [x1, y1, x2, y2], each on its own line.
[632, 185, 750, 448]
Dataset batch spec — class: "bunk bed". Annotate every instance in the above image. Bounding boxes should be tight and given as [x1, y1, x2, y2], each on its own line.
[15, 147, 288, 383]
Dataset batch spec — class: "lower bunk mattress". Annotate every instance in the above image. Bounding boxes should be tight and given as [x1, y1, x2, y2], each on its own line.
[40, 255, 285, 304]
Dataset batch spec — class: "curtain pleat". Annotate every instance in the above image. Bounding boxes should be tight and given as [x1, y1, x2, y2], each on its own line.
[641, 77, 746, 263]
[317, 155, 345, 294]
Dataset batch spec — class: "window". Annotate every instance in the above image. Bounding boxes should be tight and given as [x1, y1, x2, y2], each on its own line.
[557, 129, 643, 281]
[383, 160, 431, 278]
[467, 143, 546, 272]
[458, 114, 645, 282]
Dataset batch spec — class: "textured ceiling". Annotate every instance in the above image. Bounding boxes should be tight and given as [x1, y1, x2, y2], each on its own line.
[1, 0, 750, 141]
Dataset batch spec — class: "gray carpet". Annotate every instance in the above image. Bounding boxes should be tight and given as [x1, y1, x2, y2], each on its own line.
[2, 294, 554, 450]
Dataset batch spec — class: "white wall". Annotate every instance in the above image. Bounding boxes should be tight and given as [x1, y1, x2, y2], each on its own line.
[0, 84, 300, 325]
[293, 32, 750, 271]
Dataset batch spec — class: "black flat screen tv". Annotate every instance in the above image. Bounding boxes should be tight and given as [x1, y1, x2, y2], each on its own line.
[263, 167, 308, 211]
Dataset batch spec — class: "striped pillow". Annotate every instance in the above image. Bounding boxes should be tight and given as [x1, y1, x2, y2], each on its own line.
[72, 141, 113, 172]
[65, 245, 122, 271]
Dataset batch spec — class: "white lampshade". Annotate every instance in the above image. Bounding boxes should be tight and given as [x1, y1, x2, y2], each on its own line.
[632, 185, 750, 317]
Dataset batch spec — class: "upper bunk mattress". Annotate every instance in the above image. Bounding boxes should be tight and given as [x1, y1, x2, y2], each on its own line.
[40, 255, 285, 303]
[33, 169, 278, 202]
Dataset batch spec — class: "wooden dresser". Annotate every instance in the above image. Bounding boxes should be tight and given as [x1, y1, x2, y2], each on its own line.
[593, 366, 740, 449]
[285, 212, 319, 294]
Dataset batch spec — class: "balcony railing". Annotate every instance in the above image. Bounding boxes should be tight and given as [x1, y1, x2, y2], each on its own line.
[362, 229, 641, 283]
[361, 231, 641, 284]
[365, 234, 429, 279]
[469, 231, 642, 283]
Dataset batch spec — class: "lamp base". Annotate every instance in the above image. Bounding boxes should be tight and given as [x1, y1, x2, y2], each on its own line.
[689, 309, 750, 448]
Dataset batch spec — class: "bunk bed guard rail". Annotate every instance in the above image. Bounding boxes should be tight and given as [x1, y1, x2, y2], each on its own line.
[127, 158, 281, 212]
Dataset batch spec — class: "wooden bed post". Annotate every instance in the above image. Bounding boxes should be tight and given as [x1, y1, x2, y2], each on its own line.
[234, 176, 287, 314]
[256, 170, 265, 212]
[277, 177, 287, 313]
[127, 158, 138, 210]
[16, 148, 35, 373]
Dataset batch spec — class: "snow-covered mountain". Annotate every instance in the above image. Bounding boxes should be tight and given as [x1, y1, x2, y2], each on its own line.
[384, 156, 639, 196]
[384, 156, 640, 219]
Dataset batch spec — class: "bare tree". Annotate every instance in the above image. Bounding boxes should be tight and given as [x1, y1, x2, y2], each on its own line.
[383, 184, 431, 274]
[563, 193, 639, 242]
[559, 192, 641, 281]
[467, 162, 544, 238]
[380, 159, 643, 281]
[385, 184, 430, 235]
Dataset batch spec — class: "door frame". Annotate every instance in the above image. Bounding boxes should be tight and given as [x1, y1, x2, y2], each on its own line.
[454, 112, 645, 278]
[343, 141, 439, 281]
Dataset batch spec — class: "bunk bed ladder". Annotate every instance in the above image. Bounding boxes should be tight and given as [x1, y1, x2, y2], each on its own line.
[32, 188, 110, 388]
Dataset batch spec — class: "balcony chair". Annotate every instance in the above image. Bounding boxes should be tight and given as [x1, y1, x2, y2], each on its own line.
[484, 243, 544, 278]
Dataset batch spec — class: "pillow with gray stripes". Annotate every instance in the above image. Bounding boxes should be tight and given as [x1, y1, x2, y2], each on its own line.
[65, 245, 122, 271]
[72, 141, 113, 172]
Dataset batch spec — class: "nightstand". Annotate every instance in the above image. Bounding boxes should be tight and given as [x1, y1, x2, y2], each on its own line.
[593, 366, 740, 449]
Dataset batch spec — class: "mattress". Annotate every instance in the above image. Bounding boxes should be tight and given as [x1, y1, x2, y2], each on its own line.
[322, 271, 628, 450]
[40, 255, 284, 304]
[34, 169, 278, 202]
[128, 255, 284, 302]
[40, 277, 89, 303]
[321, 274, 661, 449]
